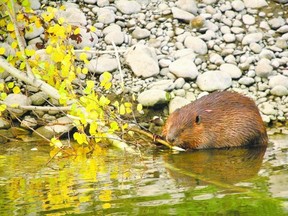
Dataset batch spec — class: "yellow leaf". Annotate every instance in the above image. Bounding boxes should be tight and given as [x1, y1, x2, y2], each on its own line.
[0, 93, 7, 100]
[84, 47, 91, 51]
[25, 49, 35, 56]
[13, 86, 21, 94]
[0, 47, 5, 55]
[74, 27, 81, 35]
[50, 137, 63, 148]
[82, 67, 88, 74]
[122, 123, 128, 130]
[11, 41, 18, 49]
[79, 53, 87, 61]
[0, 67, 4, 73]
[58, 17, 65, 24]
[7, 23, 14, 32]
[90, 26, 96, 32]
[19, 62, 26, 70]
[60, 5, 66, 10]
[73, 132, 88, 145]
[7, 82, 14, 89]
[0, 104, 7, 112]
[0, 83, 4, 91]
[119, 104, 125, 115]
[86, 80, 94, 89]
[102, 203, 111, 209]
[110, 121, 119, 131]
[137, 104, 143, 112]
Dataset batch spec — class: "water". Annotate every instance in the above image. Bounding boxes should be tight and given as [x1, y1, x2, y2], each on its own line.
[0, 134, 288, 215]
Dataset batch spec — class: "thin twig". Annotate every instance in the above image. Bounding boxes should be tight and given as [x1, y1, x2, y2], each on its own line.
[111, 41, 124, 89]
[0, 101, 71, 111]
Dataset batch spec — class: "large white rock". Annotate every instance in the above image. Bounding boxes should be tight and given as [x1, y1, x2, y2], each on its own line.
[175, 0, 198, 15]
[86, 55, 118, 74]
[125, 45, 159, 78]
[4, 94, 32, 118]
[269, 75, 288, 88]
[169, 57, 199, 79]
[255, 58, 273, 78]
[196, 71, 232, 92]
[115, 0, 141, 14]
[137, 90, 170, 106]
[243, 0, 268, 8]
[242, 33, 263, 45]
[168, 96, 191, 114]
[184, 36, 208, 55]
[219, 63, 242, 79]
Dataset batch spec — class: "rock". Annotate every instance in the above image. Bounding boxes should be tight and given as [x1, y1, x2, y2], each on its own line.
[125, 45, 159, 78]
[175, 0, 198, 15]
[242, 33, 263, 45]
[231, 0, 245, 11]
[184, 36, 208, 55]
[33, 116, 74, 140]
[86, 55, 118, 74]
[104, 31, 124, 45]
[250, 43, 262, 53]
[84, 0, 97, 3]
[148, 80, 175, 91]
[270, 86, 288, 96]
[0, 117, 10, 129]
[20, 115, 38, 129]
[169, 96, 190, 114]
[0, 43, 16, 57]
[174, 78, 186, 89]
[259, 102, 277, 115]
[56, 6, 87, 26]
[137, 90, 170, 106]
[219, 63, 242, 79]
[242, 14, 255, 25]
[196, 71, 232, 92]
[4, 94, 32, 118]
[103, 24, 122, 35]
[272, 0, 288, 3]
[243, 0, 268, 8]
[171, 7, 195, 22]
[255, 58, 273, 78]
[97, 8, 116, 24]
[132, 28, 151, 39]
[269, 75, 288, 88]
[24, 23, 44, 40]
[169, 57, 199, 79]
[29, 0, 41, 9]
[223, 33, 236, 43]
[70, 27, 98, 49]
[172, 49, 196, 59]
[115, 0, 141, 14]
[238, 77, 255, 86]
[97, 0, 109, 6]
[268, 17, 286, 30]
[29, 92, 49, 106]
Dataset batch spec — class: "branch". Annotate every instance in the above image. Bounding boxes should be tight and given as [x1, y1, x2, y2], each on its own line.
[0, 58, 60, 100]
[0, 101, 71, 111]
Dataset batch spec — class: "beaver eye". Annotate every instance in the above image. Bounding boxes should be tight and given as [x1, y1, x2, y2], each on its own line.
[195, 115, 201, 124]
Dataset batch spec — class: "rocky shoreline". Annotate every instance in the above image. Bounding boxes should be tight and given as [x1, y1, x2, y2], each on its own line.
[1, 0, 288, 139]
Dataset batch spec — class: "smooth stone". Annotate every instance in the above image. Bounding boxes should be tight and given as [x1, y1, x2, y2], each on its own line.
[86, 55, 118, 74]
[29, 0, 40, 9]
[115, 0, 141, 14]
[29, 92, 49, 106]
[132, 28, 151, 39]
[175, 0, 198, 15]
[238, 77, 255, 86]
[255, 58, 273, 78]
[269, 75, 288, 88]
[24, 23, 44, 40]
[270, 85, 288, 96]
[171, 7, 195, 22]
[20, 115, 38, 129]
[169, 57, 199, 79]
[56, 6, 87, 26]
[4, 94, 32, 118]
[0, 117, 10, 129]
[268, 17, 286, 30]
[172, 49, 197, 59]
[243, 0, 268, 8]
[97, 0, 109, 7]
[174, 78, 186, 89]
[231, 0, 245, 11]
[242, 14, 255, 25]
[196, 70, 232, 92]
[242, 33, 263, 45]
[259, 102, 277, 115]
[169, 96, 190, 114]
[250, 43, 262, 53]
[70, 28, 98, 49]
[33, 117, 74, 140]
[125, 45, 159, 78]
[97, 8, 116, 24]
[148, 80, 175, 91]
[137, 89, 169, 106]
[209, 53, 224, 65]
[219, 63, 242, 79]
[104, 31, 124, 45]
[184, 36, 208, 55]
[84, 0, 97, 3]
[277, 25, 288, 33]
[223, 33, 236, 43]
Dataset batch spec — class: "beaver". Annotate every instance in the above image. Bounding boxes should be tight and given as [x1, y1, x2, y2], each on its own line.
[162, 91, 268, 149]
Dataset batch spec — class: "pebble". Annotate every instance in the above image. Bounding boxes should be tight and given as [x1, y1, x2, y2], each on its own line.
[243, 0, 268, 8]
[137, 89, 169, 106]
[219, 63, 242, 79]
[238, 77, 255, 86]
[171, 7, 195, 21]
[242, 14, 255, 25]
[56, 6, 87, 26]
[125, 45, 159, 78]
[4, 94, 32, 118]
[29, 92, 49, 106]
[148, 80, 175, 91]
[175, 0, 198, 15]
[269, 75, 288, 88]
[86, 55, 118, 74]
[132, 28, 151, 39]
[196, 70, 232, 92]
[270, 86, 288, 96]
[184, 36, 208, 55]
[255, 58, 273, 78]
[242, 33, 263, 45]
[115, 0, 141, 14]
[168, 96, 190, 114]
[24, 24, 44, 40]
[231, 0, 245, 11]
[169, 57, 199, 79]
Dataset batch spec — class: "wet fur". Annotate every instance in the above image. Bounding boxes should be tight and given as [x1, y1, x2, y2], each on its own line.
[162, 91, 268, 149]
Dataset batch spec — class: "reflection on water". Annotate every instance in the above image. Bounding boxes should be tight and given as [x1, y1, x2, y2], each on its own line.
[165, 146, 267, 186]
[0, 135, 287, 215]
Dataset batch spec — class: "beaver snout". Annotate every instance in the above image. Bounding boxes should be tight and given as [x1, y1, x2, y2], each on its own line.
[166, 134, 176, 144]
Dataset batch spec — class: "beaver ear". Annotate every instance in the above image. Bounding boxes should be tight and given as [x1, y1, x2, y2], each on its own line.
[195, 115, 201, 124]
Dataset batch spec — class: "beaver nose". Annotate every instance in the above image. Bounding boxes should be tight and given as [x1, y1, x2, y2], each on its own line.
[166, 135, 175, 143]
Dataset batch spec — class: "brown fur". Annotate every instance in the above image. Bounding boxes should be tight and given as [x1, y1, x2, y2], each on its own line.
[162, 91, 268, 149]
